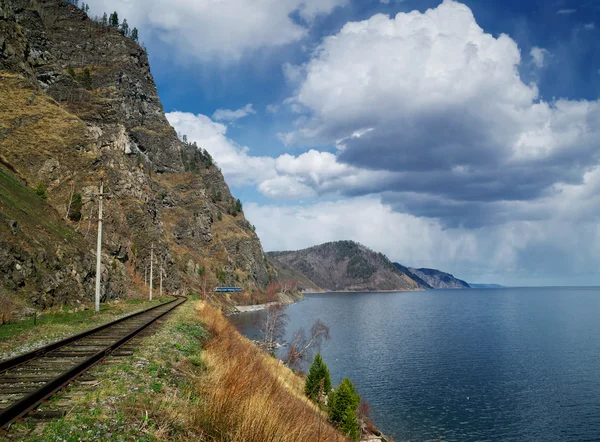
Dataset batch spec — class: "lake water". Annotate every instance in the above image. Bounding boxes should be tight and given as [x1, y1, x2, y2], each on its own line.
[229, 288, 600, 442]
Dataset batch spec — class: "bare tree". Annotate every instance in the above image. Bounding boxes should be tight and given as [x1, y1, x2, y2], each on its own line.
[65, 181, 75, 220]
[258, 304, 289, 352]
[284, 320, 330, 371]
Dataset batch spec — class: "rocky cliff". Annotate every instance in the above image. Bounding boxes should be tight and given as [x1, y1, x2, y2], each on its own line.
[0, 0, 273, 308]
[394, 265, 470, 289]
[267, 241, 421, 292]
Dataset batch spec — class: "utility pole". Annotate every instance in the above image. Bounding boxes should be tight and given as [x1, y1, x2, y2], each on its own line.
[149, 243, 154, 301]
[94, 178, 108, 313]
[159, 257, 164, 298]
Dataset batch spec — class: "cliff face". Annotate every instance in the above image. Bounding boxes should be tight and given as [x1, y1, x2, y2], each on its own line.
[394, 264, 470, 289]
[0, 0, 272, 307]
[268, 241, 421, 292]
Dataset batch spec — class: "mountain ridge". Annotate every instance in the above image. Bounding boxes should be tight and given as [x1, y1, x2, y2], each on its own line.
[0, 0, 273, 307]
[267, 241, 421, 292]
[268, 241, 472, 292]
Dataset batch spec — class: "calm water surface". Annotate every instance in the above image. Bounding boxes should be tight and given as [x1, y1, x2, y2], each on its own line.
[229, 288, 600, 441]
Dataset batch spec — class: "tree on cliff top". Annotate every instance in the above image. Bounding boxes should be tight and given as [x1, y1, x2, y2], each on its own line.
[109, 11, 119, 28]
[120, 18, 130, 37]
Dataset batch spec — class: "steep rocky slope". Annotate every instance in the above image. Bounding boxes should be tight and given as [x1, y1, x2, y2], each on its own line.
[267, 241, 421, 292]
[0, 0, 273, 307]
[394, 264, 470, 289]
[266, 255, 323, 292]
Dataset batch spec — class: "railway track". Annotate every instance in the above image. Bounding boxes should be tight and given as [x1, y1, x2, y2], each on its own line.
[0, 296, 186, 429]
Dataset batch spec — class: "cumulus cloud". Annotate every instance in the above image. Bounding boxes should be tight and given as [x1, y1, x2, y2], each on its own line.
[245, 194, 600, 285]
[88, 0, 348, 61]
[165, 112, 276, 186]
[279, 0, 600, 227]
[166, 112, 385, 199]
[530, 46, 549, 67]
[212, 104, 256, 122]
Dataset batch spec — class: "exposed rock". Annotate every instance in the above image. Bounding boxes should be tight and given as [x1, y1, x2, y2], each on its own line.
[396, 264, 470, 289]
[0, 0, 272, 308]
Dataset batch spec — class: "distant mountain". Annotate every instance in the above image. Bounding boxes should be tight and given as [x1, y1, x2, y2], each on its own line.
[469, 283, 505, 289]
[268, 241, 421, 292]
[267, 256, 324, 292]
[395, 265, 470, 289]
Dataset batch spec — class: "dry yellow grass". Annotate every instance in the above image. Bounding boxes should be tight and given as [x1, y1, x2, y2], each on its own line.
[0, 73, 87, 176]
[194, 301, 348, 442]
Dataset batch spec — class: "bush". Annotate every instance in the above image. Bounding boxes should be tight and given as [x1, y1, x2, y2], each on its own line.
[304, 353, 332, 403]
[68, 192, 82, 221]
[35, 182, 48, 199]
[0, 294, 16, 325]
[76, 68, 93, 89]
[216, 269, 227, 284]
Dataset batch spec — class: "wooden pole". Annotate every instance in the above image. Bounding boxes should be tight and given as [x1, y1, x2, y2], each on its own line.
[94, 178, 104, 312]
[149, 243, 154, 301]
[159, 258, 163, 298]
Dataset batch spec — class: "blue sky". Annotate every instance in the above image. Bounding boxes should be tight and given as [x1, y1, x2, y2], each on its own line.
[88, 0, 600, 286]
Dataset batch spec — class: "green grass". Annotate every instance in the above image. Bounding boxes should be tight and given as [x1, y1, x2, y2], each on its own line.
[0, 298, 171, 357]
[0, 166, 75, 241]
[6, 301, 209, 441]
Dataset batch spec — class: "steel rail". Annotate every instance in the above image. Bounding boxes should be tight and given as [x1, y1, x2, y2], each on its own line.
[0, 298, 180, 373]
[0, 297, 186, 428]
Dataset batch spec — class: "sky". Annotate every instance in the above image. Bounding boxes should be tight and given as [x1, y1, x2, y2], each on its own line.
[86, 0, 600, 286]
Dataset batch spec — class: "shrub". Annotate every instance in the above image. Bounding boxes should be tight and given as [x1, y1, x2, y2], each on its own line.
[35, 182, 48, 199]
[216, 269, 227, 284]
[193, 302, 346, 442]
[304, 353, 332, 402]
[0, 294, 16, 325]
[77, 68, 93, 89]
[68, 192, 82, 221]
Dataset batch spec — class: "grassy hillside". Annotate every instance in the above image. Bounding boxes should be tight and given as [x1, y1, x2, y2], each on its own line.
[9, 300, 347, 441]
[268, 241, 420, 292]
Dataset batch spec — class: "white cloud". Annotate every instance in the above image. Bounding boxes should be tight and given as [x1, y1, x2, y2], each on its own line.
[266, 104, 281, 114]
[212, 104, 256, 122]
[280, 0, 600, 227]
[584, 22, 595, 30]
[530, 46, 549, 68]
[166, 112, 385, 198]
[557, 9, 576, 15]
[245, 193, 600, 285]
[165, 112, 276, 186]
[88, 0, 348, 61]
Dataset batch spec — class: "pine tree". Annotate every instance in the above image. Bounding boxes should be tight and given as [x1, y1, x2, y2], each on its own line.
[305, 353, 332, 402]
[109, 11, 119, 28]
[328, 378, 360, 425]
[341, 406, 360, 440]
[120, 18, 129, 37]
[131, 27, 139, 42]
[101, 12, 108, 27]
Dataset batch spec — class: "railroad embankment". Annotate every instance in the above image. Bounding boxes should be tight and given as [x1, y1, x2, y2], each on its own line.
[6, 299, 351, 441]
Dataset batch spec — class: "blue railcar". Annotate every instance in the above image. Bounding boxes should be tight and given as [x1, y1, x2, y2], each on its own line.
[215, 287, 242, 293]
